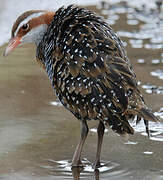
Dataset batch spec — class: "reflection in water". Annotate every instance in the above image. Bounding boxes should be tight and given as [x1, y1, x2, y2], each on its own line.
[143, 151, 153, 155]
[154, 107, 163, 119]
[142, 83, 163, 94]
[137, 59, 145, 64]
[130, 118, 163, 142]
[72, 167, 83, 180]
[72, 167, 101, 180]
[150, 69, 163, 80]
[72, 167, 133, 180]
[41, 159, 131, 180]
[50, 101, 62, 106]
[151, 59, 161, 64]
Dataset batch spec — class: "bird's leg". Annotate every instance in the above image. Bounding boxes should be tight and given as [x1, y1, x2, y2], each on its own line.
[94, 121, 105, 169]
[72, 120, 89, 167]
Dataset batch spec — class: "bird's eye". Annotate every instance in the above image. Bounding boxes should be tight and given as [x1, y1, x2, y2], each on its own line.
[22, 23, 29, 30]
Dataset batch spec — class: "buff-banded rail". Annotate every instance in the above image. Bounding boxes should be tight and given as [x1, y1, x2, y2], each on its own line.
[4, 5, 159, 169]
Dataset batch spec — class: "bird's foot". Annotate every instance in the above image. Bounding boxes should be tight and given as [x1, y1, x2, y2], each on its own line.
[71, 159, 84, 168]
[93, 161, 102, 169]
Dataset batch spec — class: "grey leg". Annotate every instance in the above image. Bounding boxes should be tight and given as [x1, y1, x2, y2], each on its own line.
[72, 120, 89, 167]
[94, 121, 105, 169]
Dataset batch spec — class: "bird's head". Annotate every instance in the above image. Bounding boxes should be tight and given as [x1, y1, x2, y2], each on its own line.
[3, 10, 55, 56]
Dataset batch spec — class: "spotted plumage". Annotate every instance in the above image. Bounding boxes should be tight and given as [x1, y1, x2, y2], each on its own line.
[36, 5, 156, 135]
[4, 5, 159, 168]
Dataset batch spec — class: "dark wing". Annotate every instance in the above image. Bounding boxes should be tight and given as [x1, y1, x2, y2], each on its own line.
[54, 16, 138, 134]
[38, 5, 158, 135]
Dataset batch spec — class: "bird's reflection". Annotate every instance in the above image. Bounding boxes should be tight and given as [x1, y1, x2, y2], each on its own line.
[72, 167, 83, 180]
[94, 169, 100, 180]
[72, 167, 100, 180]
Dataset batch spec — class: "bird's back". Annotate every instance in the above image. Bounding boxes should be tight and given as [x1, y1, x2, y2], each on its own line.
[36, 5, 158, 135]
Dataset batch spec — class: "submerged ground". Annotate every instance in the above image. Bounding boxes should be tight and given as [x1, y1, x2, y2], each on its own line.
[0, 2, 163, 180]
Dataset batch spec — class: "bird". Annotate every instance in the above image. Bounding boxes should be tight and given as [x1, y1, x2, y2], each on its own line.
[3, 5, 159, 169]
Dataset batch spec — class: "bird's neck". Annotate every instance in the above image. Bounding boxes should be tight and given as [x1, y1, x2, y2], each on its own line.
[41, 12, 55, 26]
[32, 12, 55, 46]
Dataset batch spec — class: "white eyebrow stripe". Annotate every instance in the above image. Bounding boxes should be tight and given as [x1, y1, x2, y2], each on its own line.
[14, 12, 46, 37]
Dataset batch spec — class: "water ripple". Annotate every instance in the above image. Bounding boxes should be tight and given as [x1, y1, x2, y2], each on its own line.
[40, 158, 132, 179]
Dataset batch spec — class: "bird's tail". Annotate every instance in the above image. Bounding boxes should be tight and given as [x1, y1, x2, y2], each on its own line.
[130, 107, 159, 137]
[135, 107, 159, 122]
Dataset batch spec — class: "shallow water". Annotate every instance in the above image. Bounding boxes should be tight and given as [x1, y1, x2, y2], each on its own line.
[0, 1, 163, 180]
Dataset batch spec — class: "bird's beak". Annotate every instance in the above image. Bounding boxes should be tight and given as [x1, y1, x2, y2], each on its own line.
[3, 36, 22, 57]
